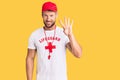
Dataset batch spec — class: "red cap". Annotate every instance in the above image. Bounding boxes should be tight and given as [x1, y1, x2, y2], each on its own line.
[42, 2, 57, 12]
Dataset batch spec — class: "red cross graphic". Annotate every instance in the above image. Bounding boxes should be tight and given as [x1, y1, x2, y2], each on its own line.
[45, 42, 56, 53]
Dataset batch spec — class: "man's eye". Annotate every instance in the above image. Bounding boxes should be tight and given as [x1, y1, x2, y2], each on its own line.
[50, 15, 53, 17]
[44, 15, 47, 17]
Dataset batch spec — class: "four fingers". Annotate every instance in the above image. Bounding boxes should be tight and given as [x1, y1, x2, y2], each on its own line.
[70, 20, 73, 30]
[59, 17, 73, 29]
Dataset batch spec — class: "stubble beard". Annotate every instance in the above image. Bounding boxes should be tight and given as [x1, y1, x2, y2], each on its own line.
[44, 21, 55, 28]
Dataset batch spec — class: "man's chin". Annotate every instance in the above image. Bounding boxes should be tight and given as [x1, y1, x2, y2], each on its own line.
[45, 25, 53, 28]
[44, 22, 55, 28]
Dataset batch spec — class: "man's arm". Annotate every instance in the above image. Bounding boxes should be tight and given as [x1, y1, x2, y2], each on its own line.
[66, 33, 82, 58]
[26, 49, 36, 80]
[60, 17, 82, 58]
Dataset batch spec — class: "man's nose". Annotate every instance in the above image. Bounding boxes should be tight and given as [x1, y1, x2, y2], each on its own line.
[47, 16, 50, 21]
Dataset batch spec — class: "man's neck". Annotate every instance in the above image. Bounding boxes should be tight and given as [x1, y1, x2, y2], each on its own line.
[44, 25, 56, 31]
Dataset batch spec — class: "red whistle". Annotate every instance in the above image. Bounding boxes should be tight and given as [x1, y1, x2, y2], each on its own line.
[48, 55, 51, 60]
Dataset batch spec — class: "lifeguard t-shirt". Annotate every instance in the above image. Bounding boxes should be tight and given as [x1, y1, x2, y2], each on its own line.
[28, 26, 70, 80]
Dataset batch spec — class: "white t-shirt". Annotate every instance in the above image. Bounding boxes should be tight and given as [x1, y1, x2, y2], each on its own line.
[28, 26, 70, 80]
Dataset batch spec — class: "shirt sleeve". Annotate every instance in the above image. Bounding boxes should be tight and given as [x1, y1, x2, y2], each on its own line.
[61, 28, 70, 45]
[65, 34, 70, 45]
[28, 33, 36, 49]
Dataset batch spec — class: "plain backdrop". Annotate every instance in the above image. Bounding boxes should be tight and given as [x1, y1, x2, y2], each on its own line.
[0, 0, 120, 80]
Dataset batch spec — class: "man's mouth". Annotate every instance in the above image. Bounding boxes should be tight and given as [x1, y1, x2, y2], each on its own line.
[46, 21, 51, 22]
[46, 21, 51, 24]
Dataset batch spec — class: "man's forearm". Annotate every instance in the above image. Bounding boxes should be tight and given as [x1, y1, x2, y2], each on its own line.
[26, 57, 34, 80]
[68, 33, 82, 58]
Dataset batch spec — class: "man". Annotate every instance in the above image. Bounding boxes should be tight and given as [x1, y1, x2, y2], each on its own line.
[26, 1, 82, 80]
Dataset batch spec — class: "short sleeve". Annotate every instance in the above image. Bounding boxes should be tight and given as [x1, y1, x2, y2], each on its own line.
[65, 35, 70, 45]
[60, 27, 70, 45]
[28, 33, 36, 49]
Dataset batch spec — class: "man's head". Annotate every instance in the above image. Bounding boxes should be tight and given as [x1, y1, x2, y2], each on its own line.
[42, 2, 58, 28]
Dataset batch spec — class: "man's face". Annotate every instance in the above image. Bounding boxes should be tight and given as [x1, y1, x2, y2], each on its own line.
[42, 11, 57, 28]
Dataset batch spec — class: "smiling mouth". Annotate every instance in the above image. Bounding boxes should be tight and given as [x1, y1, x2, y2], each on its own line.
[46, 22, 51, 24]
[46, 21, 51, 22]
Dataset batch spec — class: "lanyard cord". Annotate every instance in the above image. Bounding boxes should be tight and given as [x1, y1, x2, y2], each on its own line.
[43, 26, 56, 60]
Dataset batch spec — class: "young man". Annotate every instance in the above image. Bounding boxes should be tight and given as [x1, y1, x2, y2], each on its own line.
[26, 1, 82, 80]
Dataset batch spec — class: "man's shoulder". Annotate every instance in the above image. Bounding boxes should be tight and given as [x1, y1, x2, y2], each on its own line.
[56, 26, 68, 37]
[29, 27, 43, 38]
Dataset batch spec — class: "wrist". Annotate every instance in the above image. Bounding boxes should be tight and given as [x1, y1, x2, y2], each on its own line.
[68, 32, 73, 38]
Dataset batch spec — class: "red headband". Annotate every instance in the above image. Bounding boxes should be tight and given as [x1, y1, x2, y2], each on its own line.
[42, 2, 57, 12]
